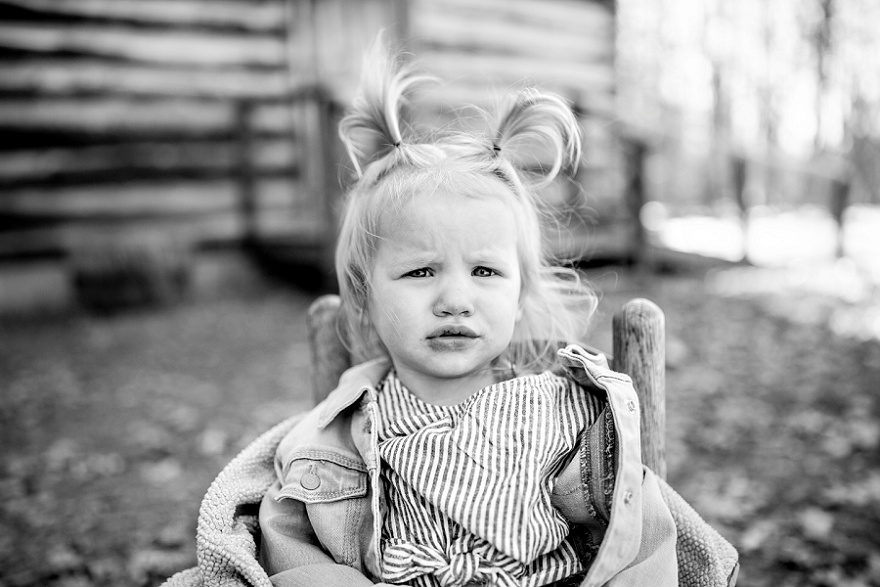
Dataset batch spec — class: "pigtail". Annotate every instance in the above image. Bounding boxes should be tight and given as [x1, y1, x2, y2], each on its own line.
[486, 89, 594, 371]
[338, 35, 435, 178]
[490, 89, 582, 186]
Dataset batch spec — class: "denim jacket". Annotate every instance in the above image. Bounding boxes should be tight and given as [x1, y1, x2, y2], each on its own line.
[162, 344, 738, 587]
[257, 345, 738, 587]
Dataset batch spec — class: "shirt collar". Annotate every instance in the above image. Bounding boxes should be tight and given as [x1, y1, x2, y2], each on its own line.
[313, 344, 611, 430]
[316, 357, 391, 428]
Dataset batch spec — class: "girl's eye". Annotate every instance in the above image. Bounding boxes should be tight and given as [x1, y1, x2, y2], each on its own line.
[473, 266, 498, 278]
[404, 268, 432, 278]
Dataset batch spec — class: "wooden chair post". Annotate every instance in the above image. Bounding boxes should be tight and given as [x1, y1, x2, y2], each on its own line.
[612, 298, 666, 479]
[307, 294, 667, 478]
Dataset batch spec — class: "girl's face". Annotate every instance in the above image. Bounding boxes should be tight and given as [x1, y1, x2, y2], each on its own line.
[367, 188, 523, 404]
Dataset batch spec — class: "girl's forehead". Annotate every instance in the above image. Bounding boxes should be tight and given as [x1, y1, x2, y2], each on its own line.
[379, 187, 510, 229]
[375, 188, 520, 255]
[384, 170, 514, 215]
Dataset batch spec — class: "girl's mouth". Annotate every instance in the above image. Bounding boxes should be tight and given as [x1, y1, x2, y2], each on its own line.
[427, 325, 477, 339]
[427, 326, 477, 351]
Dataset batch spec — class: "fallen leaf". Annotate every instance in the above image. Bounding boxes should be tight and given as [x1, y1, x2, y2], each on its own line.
[798, 506, 835, 541]
[140, 458, 183, 485]
[739, 519, 777, 552]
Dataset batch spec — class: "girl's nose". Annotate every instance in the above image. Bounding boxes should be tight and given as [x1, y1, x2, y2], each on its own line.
[433, 280, 474, 317]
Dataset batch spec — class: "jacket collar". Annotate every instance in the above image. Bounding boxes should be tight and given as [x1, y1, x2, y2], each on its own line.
[316, 357, 391, 428]
[313, 344, 611, 430]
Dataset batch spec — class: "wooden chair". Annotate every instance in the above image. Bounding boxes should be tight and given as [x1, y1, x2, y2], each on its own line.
[306, 295, 667, 479]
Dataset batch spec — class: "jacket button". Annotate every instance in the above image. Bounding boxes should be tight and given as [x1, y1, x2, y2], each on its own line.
[626, 400, 637, 413]
[624, 490, 634, 505]
[300, 472, 321, 490]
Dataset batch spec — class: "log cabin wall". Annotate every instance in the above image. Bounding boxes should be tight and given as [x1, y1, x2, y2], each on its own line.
[0, 0, 623, 297]
[409, 0, 615, 114]
[0, 0, 331, 263]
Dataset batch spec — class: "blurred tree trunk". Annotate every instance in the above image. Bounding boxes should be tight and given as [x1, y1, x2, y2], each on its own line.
[702, 1, 732, 209]
[810, 0, 835, 153]
[759, 2, 780, 207]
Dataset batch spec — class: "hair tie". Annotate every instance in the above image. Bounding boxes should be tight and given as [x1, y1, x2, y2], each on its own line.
[393, 141, 401, 148]
[492, 143, 501, 154]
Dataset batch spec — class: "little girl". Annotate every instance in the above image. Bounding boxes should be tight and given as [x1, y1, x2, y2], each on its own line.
[253, 40, 738, 587]
[162, 38, 738, 587]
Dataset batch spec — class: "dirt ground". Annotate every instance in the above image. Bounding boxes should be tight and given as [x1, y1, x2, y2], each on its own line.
[1, 263, 879, 587]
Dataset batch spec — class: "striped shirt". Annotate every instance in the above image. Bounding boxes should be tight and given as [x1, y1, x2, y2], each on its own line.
[376, 369, 603, 587]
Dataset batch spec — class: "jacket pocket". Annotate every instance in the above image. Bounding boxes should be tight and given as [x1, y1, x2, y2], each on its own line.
[277, 455, 368, 504]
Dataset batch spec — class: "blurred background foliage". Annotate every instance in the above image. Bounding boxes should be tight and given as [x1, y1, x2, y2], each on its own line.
[617, 0, 880, 275]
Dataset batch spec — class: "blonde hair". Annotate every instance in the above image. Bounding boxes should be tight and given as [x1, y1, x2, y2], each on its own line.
[335, 37, 597, 371]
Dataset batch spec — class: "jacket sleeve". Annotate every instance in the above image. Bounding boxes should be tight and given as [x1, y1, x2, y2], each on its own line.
[258, 481, 382, 587]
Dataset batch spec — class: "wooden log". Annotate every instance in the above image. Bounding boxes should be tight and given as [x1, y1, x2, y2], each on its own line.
[419, 84, 616, 119]
[0, 139, 299, 183]
[0, 0, 287, 31]
[612, 298, 666, 479]
[307, 294, 352, 405]
[0, 59, 291, 99]
[0, 23, 287, 66]
[0, 178, 310, 218]
[0, 97, 300, 136]
[427, 0, 613, 36]
[0, 215, 230, 257]
[0, 97, 234, 133]
[412, 8, 613, 63]
[417, 51, 615, 96]
[1, 181, 236, 217]
[0, 205, 323, 258]
[250, 102, 299, 133]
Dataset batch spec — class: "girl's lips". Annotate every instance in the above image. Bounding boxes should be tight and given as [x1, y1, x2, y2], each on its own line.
[427, 325, 478, 339]
[427, 335, 476, 351]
